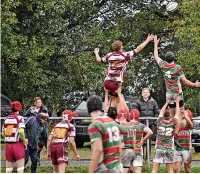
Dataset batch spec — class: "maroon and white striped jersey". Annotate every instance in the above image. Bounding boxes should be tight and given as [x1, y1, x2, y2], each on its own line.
[50, 120, 75, 144]
[102, 51, 135, 82]
[2, 113, 25, 142]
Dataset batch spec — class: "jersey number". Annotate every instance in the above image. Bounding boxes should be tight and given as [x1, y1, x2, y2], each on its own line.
[107, 126, 120, 142]
[158, 127, 173, 136]
[53, 128, 68, 139]
[6, 125, 14, 136]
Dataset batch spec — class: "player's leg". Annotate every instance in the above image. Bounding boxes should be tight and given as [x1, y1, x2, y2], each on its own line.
[52, 165, 59, 173]
[152, 150, 163, 173]
[58, 163, 66, 173]
[173, 150, 182, 173]
[183, 150, 192, 173]
[6, 161, 14, 173]
[15, 142, 26, 173]
[165, 150, 174, 173]
[5, 144, 14, 173]
[166, 163, 173, 173]
[152, 162, 160, 173]
[16, 158, 25, 173]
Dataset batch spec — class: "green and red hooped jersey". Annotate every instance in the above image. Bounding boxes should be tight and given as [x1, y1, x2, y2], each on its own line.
[88, 116, 121, 169]
[175, 119, 191, 151]
[155, 118, 177, 151]
[158, 59, 184, 94]
[120, 121, 146, 156]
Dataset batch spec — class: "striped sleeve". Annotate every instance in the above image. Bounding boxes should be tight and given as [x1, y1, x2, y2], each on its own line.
[158, 58, 166, 69]
[88, 122, 102, 143]
[102, 53, 112, 63]
[127, 50, 135, 60]
[177, 65, 184, 77]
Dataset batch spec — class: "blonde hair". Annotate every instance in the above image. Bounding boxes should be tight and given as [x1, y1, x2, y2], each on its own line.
[142, 88, 150, 92]
[112, 41, 122, 51]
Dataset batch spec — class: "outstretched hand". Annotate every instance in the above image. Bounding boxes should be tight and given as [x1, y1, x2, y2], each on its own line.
[154, 35, 160, 45]
[194, 81, 200, 87]
[94, 48, 99, 54]
[146, 34, 154, 42]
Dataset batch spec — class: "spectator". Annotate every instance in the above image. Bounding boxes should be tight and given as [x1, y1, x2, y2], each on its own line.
[24, 97, 48, 117]
[24, 112, 49, 173]
[132, 87, 159, 159]
[24, 97, 48, 166]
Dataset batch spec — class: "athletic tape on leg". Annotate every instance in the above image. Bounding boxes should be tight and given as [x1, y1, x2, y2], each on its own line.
[6, 167, 13, 173]
[17, 167, 25, 173]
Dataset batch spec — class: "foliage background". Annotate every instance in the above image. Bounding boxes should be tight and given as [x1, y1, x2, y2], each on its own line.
[2, 0, 200, 115]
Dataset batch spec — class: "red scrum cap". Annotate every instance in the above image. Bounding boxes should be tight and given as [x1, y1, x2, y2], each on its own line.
[62, 110, 79, 121]
[117, 109, 129, 120]
[10, 101, 22, 111]
[186, 109, 193, 119]
[129, 109, 140, 121]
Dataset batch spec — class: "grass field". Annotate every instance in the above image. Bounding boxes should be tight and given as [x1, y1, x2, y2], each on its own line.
[1, 142, 200, 173]
[1, 142, 199, 161]
[1, 164, 200, 173]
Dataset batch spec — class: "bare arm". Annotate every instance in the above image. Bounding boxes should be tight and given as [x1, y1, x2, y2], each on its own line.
[153, 35, 162, 64]
[143, 127, 153, 143]
[183, 110, 193, 129]
[180, 75, 200, 87]
[134, 34, 154, 54]
[104, 88, 109, 113]
[94, 48, 102, 63]
[88, 139, 103, 173]
[69, 136, 80, 160]
[159, 99, 171, 117]
[117, 88, 129, 111]
[174, 98, 181, 135]
[47, 135, 53, 158]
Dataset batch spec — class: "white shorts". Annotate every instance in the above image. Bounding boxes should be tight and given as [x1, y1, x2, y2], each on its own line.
[133, 155, 143, 167]
[121, 149, 143, 167]
[174, 149, 192, 164]
[153, 149, 174, 164]
[121, 149, 135, 168]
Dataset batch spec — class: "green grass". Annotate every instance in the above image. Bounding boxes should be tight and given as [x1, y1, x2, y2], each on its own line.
[1, 165, 200, 173]
[2, 142, 199, 161]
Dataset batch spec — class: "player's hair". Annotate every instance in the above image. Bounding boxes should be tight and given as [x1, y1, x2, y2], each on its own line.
[34, 97, 41, 102]
[142, 87, 150, 92]
[163, 110, 170, 120]
[112, 41, 122, 51]
[107, 107, 117, 119]
[165, 51, 175, 63]
[87, 95, 102, 114]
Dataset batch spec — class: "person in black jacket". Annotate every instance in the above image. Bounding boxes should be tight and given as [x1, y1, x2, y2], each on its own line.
[132, 88, 159, 160]
[25, 112, 48, 173]
[24, 97, 49, 166]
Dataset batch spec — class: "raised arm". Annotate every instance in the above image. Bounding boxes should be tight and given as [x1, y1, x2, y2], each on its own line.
[159, 98, 171, 117]
[182, 109, 193, 129]
[180, 75, 200, 87]
[94, 48, 102, 63]
[134, 34, 154, 54]
[104, 87, 109, 113]
[153, 35, 162, 64]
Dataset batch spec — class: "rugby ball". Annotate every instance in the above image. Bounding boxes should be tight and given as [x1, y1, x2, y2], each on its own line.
[166, 2, 178, 12]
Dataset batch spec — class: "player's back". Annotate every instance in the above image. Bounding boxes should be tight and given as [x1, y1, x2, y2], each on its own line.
[156, 118, 176, 151]
[51, 120, 75, 144]
[89, 116, 121, 169]
[159, 60, 184, 94]
[102, 51, 134, 82]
